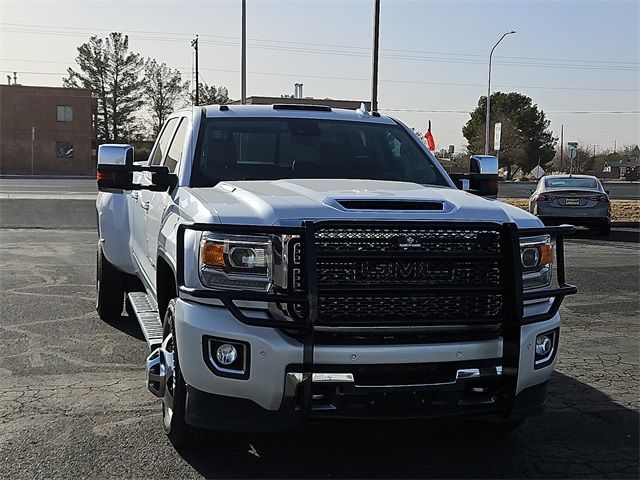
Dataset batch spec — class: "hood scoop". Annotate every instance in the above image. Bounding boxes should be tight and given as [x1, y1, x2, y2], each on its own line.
[335, 199, 444, 211]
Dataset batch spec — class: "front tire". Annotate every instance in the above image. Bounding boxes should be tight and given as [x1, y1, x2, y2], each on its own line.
[96, 243, 125, 319]
[161, 298, 203, 449]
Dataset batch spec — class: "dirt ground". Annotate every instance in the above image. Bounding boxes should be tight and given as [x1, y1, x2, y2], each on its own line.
[503, 199, 640, 222]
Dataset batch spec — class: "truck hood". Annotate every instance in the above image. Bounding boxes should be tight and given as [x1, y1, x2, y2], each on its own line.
[186, 179, 541, 228]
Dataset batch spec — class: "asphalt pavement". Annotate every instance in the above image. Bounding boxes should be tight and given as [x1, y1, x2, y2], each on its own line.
[0, 203, 638, 478]
[1, 177, 639, 200]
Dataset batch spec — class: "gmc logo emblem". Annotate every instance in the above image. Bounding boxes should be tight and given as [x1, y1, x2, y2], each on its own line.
[358, 260, 447, 281]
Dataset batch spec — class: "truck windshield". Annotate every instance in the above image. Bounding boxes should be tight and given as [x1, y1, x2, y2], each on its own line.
[190, 118, 448, 187]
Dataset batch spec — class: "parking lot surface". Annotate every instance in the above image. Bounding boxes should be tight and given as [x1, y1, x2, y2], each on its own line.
[0, 220, 638, 478]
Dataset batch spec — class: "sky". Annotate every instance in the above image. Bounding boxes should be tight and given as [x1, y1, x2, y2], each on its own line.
[1, 0, 638, 154]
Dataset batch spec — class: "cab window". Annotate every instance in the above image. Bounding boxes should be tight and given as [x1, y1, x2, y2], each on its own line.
[164, 118, 188, 172]
[150, 118, 179, 165]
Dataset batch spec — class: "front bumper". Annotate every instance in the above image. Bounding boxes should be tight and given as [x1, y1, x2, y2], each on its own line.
[184, 381, 549, 432]
[175, 299, 560, 430]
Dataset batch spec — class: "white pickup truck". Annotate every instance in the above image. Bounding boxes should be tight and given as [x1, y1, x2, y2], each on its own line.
[96, 103, 576, 447]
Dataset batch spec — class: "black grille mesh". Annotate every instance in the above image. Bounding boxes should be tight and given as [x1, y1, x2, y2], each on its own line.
[317, 259, 501, 288]
[310, 225, 505, 326]
[317, 294, 504, 324]
[315, 227, 501, 254]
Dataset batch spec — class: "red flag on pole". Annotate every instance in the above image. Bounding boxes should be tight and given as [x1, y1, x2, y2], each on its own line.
[424, 120, 436, 152]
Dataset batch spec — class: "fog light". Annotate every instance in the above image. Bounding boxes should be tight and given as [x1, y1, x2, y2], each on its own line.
[216, 344, 238, 365]
[535, 335, 552, 356]
[205, 337, 249, 379]
[534, 329, 558, 369]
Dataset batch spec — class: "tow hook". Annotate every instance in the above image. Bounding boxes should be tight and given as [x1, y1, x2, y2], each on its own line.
[146, 347, 173, 398]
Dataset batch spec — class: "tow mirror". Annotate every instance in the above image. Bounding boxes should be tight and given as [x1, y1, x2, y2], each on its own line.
[97, 144, 177, 193]
[98, 144, 134, 166]
[450, 155, 499, 197]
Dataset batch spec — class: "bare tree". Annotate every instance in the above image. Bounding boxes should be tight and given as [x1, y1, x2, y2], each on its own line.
[65, 33, 144, 141]
[143, 59, 189, 136]
[191, 82, 230, 105]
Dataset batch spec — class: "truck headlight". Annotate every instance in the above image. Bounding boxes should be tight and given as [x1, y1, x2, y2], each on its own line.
[520, 235, 553, 290]
[199, 233, 272, 291]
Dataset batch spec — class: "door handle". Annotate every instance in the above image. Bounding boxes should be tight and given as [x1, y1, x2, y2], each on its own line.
[130, 191, 139, 200]
[140, 201, 150, 211]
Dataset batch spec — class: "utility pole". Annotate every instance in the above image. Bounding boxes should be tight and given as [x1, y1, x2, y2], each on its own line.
[370, 0, 381, 112]
[484, 30, 516, 155]
[560, 124, 563, 172]
[614, 140, 617, 153]
[241, 0, 247, 104]
[191, 36, 199, 105]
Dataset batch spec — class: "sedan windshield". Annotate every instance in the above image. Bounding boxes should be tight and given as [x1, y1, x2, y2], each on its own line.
[545, 177, 599, 189]
[191, 118, 448, 187]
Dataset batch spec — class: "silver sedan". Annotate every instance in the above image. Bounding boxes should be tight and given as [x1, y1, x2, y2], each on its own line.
[528, 174, 611, 235]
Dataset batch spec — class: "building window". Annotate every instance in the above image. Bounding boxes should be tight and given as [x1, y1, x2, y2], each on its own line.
[57, 105, 73, 122]
[56, 142, 74, 158]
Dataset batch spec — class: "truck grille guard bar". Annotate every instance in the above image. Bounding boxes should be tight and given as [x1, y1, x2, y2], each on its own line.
[176, 221, 576, 331]
[176, 221, 576, 416]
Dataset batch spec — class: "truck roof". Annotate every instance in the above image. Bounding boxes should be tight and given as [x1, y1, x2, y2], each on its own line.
[192, 104, 398, 125]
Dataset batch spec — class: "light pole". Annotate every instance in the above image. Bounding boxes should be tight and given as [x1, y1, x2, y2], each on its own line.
[484, 30, 516, 155]
[241, 0, 246, 105]
[371, 0, 381, 112]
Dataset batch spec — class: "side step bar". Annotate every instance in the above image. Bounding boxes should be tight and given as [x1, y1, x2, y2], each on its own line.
[127, 292, 163, 350]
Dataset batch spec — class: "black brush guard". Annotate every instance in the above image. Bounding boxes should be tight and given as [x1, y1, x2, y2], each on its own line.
[176, 221, 576, 417]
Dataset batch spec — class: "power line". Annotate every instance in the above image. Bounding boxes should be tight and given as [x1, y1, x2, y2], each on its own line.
[3, 65, 637, 94]
[1, 21, 637, 67]
[1, 24, 638, 72]
[3, 78, 636, 115]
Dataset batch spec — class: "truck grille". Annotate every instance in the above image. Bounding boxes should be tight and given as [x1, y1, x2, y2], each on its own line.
[317, 294, 503, 324]
[305, 224, 506, 327]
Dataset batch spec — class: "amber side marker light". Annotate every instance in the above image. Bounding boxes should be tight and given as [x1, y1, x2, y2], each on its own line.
[201, 242, 225, 268]
[96, 171, 116, 182]
[539, 243, 554, 266]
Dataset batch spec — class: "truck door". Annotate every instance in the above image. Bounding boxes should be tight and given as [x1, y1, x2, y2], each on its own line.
[144, 117, 189, 281]
[132, 118, 178, 289]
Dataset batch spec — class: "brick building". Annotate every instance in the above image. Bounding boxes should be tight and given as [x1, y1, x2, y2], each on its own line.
[0, 85, 95, 175]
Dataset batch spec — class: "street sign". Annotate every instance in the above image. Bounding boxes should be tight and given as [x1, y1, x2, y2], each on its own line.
[531, 165, 545, 179]
[494, 122, 502, 151]
[567, 141, 578, 161]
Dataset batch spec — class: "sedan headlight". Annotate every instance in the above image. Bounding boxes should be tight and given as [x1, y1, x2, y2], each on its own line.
[199, 233, 272, 291]
[520, 235, 553, 290]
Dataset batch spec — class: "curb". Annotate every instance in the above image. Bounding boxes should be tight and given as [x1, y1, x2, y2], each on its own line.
[611, 221, 640, 228]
